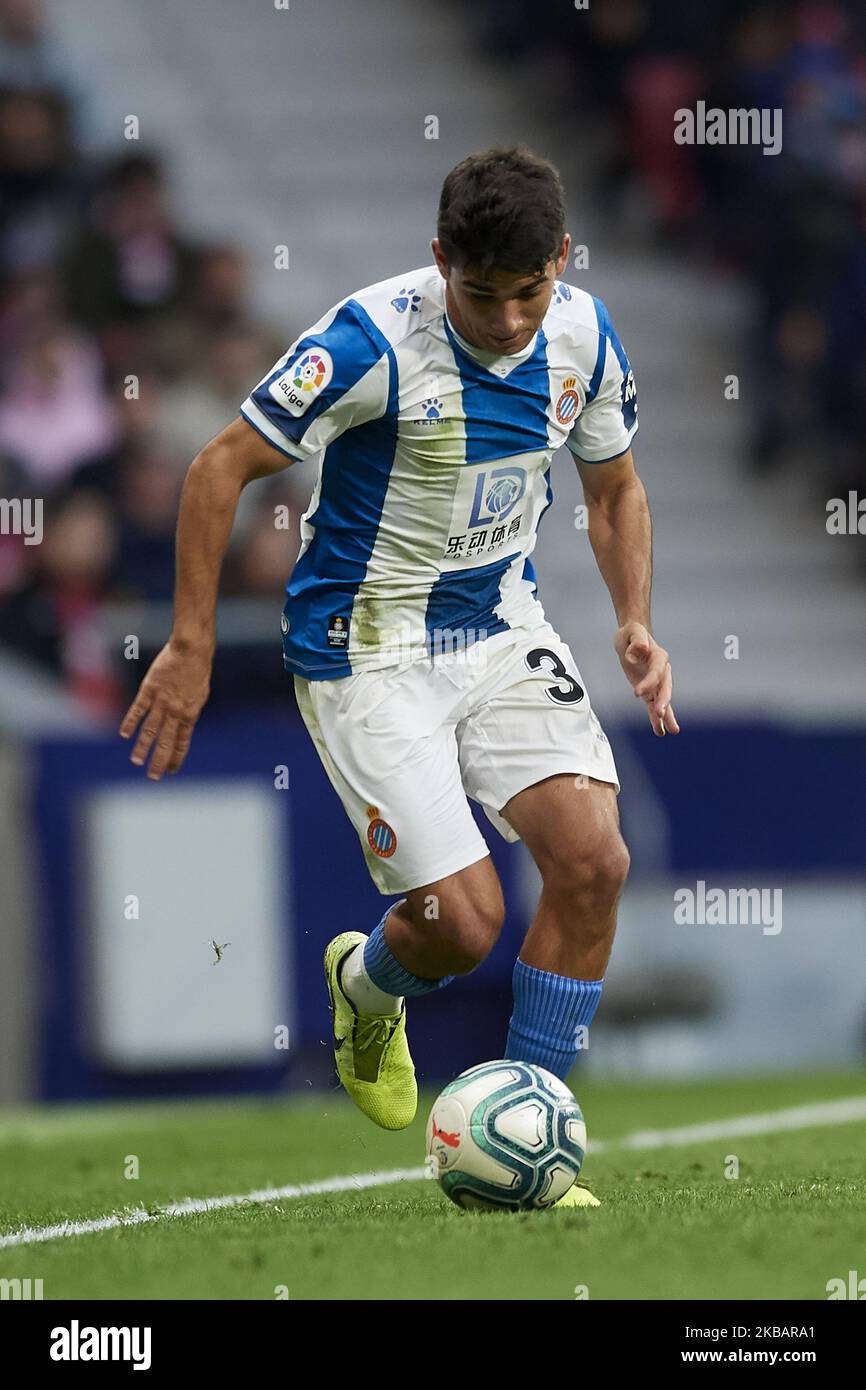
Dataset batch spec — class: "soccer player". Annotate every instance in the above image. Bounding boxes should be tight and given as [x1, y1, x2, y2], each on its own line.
[120, 146, 678, 1205]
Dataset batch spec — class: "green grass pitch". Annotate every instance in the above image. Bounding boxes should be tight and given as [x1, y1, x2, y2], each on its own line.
[1, 1069, 864, 1300]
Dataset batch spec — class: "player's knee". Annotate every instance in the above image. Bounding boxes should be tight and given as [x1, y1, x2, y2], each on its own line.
[543, 834, 630, 910]
[435, 893, 505, 974]
[600, 835, 631, 898]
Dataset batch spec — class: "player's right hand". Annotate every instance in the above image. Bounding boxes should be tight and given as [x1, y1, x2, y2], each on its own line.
[119, 638, 213, 780]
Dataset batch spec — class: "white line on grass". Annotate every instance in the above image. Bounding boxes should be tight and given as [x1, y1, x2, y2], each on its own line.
[2, 1095, 865, 1250]
[588, 1095, 866, 1153]
[0, 1167, 428, 1250]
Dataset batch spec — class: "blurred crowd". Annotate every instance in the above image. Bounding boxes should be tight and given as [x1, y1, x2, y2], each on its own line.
[2, 0, 864, 719]
[467, 0, 866, 496]
[0, 0, 304, 717]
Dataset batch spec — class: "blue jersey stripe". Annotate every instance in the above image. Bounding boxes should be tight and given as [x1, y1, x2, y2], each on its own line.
[522, 466, 554, 597]
[444, 320, 552, 463]
[585, 300, 610, 406]
[594, 295, 630, 376]
[238, 408, 304, 461]
[251, 299, 386, 449]
[587, 296, 634, 426]
[282, 343, 400, 678]
[424, 551, 515, 652]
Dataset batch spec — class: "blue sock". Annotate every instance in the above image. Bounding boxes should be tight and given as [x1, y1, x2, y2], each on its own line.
[363, 905, 455, 998]
[505, 958, 603, 1081]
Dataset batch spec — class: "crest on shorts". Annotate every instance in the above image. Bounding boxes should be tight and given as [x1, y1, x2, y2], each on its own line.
[366, 812, 397, 859]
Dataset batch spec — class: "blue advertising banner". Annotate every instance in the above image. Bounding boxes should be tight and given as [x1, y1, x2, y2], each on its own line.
[30, 715, 866, 1099]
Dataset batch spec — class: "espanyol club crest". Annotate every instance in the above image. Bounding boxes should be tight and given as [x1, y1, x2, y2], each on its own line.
[366, 807, 397, 859]
[268, 347, 334, 417]
[555, 376, 581, 426]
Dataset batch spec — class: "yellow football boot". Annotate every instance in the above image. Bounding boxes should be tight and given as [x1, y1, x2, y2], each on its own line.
[552, 1180, 601, 1209]
[323, 931, 417, 1130]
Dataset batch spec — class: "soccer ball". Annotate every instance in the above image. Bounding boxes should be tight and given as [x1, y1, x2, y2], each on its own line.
[425, 1060, 587, 1211]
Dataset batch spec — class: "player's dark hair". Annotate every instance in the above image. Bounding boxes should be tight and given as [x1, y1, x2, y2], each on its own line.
[437, 145, 566, 278]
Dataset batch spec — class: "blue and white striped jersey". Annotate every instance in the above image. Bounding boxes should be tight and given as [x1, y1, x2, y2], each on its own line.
[239, 264, 638, 679]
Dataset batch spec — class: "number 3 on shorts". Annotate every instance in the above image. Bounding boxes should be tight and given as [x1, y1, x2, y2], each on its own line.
[524, 647, 585, 706]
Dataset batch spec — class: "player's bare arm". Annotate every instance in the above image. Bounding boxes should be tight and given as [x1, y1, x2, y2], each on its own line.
[577, 449, 679, 739]
[119, 416, 291, 779]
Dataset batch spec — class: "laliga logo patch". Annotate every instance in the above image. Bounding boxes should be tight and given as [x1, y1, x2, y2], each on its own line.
[555, 376, 581, 426]
[269, 348, 334, 417]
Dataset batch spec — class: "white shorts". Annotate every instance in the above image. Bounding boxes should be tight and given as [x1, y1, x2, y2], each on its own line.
[293, 617, 619, 895]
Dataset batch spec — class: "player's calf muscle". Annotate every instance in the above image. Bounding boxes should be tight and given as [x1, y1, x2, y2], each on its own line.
[389, 869, 505, 977]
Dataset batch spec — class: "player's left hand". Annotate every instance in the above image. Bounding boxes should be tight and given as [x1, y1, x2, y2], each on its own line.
[614, 621, 680, 738]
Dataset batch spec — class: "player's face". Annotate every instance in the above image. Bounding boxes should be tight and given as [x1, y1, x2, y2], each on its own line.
[433, 236, 570, 355]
